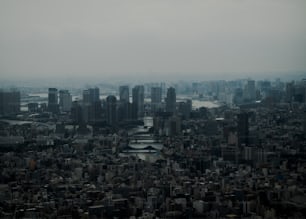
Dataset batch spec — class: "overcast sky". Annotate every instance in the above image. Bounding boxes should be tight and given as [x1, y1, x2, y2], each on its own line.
[0, 0, 305, 81]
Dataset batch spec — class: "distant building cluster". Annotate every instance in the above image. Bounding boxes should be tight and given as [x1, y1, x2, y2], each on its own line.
[0, 78, 306, 218]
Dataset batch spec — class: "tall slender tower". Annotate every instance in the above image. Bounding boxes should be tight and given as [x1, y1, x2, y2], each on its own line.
[132, 85, 144, 119]
[165, 87, 176, 113]
[48, 88, 59, 113]
[106, 95, 117, 126]
[119, 86, 129, 103]
[151, 87, 162, 113]
[59, 90, 72, 112]
[118, 86, 130, 121]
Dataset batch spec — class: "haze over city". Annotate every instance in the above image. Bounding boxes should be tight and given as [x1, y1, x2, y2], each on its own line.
[1, 1, 306, 218]
[1, 0, 306, 83]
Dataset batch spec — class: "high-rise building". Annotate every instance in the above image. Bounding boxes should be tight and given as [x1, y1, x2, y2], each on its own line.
[119, 86, 129, 103]
[118, 86, 130, 122]
[132, 85, 144, 119]
[0, 90, 20, 115]
[83, 89, 91, 104]
[151, 87, 162, 113]
[71, 101, 83, 124]
[178, 99, 192, 120]
[165, 87, 176, 113]
[106, 95, 117, 126]
[91, 87, 100, 103]
[238, 112, 249, 147]
[48, 88, 59, 113]
[82, 88, 101, 123]
[244, 80, 256, 102]
[59, 90, 72, 112]
[83, 88, 100, 104]
[151, 87, 162, 104]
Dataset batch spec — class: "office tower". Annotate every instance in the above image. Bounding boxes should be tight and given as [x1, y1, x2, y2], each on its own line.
[151, 87, 162, 103]
[91, 87, 100, 103]
[48, 88, 59, 114]
[233, 88, 243, 105]
[0, 90, 20, 115]
[238, 112, 249, 146]
[106, 95, 117, 126]
[132, 85, 144, 119]
[118, 86, 130, 122]
[83, 89, 91, 104]
[83, 88, 100, 104]
[82, 88, 101, 123]
[244, 80, 256, 102]
[151, 87, 162, 113]
[165, 87, 176, 113]
[59, 90, 72, 112]
[119, 86, 129, 103]
[161, 82, 166, 97]
[178, 99, 192, 120]
[71, 101, 83, 124]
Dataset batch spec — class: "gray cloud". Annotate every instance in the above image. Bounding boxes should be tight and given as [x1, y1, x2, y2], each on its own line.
[1, 0, 305, 80]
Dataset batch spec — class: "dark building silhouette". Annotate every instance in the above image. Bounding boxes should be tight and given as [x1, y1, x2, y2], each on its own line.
[244, 80, 256, 102]
[71, 101, 83, 124]
[118, 86, 130, 122]
[59, 90, 72, 112]
[178, 99, 192, 120]
[0, 90, 20, 115]
[28, 103, 39, 113]
[83, 88, 101, 123]
[151, 87, 162, 104]
[151, 87, 162, 113]
[48, 88, 59, 114]
[165, 87, 176, 113]
[132, 85, 144, 119]
[119, 86, 129, 103]
[238, 112, 249, 146]
[83, 87, 99, 103]
[106, 95, 117, 126]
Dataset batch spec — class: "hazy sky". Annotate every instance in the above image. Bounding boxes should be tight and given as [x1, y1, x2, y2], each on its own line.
[0, 0, 305, 81]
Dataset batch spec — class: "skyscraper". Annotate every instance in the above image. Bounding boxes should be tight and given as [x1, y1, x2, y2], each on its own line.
[91, 87, 100, 103]
[0, 90, 20, 115]
[165, 87, 176, 113]
[118, 86, 130, 122]
[151, 87, 162, 113]
[119, 86, 129, 103]
[48, 88, 59, 114]
[71, 101, 83, 124]
[59, 90, 72, 112]
[83, 89, 91, 104]
[178, 99, 192, 120]
[83, 88, 100, 104]
[82, 87, 101, 123]
[244, 80, 256, 102]
[106, 95, 117, 126]
[151, 87, 162, 104]
[132, 85, 144, 119]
